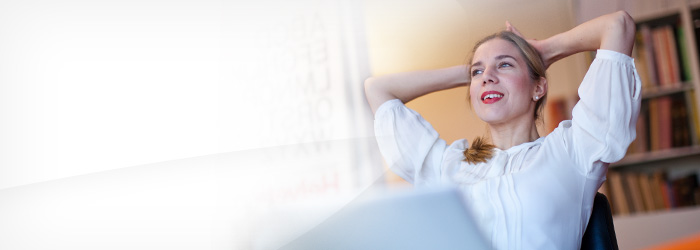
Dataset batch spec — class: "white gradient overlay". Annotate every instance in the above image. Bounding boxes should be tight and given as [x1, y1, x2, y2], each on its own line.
[0, 0, 384, 249]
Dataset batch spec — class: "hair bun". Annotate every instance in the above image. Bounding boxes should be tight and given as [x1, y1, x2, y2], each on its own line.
[463, 136, 496, 164]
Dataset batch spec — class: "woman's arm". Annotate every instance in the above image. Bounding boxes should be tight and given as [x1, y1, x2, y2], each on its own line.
[525, 10, 635, 67]
[551, 11, 640, 168]
[364, 65, 470, 114]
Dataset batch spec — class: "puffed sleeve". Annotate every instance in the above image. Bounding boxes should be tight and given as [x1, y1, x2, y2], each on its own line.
[570, 49, 642, 176]
[374, 99, 447, 185]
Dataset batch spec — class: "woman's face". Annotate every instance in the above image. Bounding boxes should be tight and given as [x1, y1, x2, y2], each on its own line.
[469, 38, 538, 125]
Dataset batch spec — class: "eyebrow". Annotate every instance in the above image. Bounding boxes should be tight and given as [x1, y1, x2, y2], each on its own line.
[471, 54, 517, 68]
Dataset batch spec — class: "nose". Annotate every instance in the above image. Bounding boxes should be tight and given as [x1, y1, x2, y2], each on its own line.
[482, 67, 497, 85]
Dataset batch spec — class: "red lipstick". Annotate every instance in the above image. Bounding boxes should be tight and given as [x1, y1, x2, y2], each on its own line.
[480, 91, 504, 104]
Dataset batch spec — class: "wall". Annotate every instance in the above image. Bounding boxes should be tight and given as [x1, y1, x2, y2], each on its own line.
[364, 0, 586, 147]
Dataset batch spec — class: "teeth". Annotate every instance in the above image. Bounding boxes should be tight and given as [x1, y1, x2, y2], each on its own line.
[483, 94, 504, 100]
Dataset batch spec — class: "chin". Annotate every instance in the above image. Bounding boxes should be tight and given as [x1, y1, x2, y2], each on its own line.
[475, 113, 507, 124]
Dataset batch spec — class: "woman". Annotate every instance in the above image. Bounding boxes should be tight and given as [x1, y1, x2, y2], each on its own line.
[364, 11, 639, 249]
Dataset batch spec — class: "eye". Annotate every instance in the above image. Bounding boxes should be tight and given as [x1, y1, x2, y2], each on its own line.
[499, 62, 513, 68]
[471, 69, 483, 76]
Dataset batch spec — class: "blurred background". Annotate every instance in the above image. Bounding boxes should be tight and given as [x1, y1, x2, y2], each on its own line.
[1, 0, 700, 249]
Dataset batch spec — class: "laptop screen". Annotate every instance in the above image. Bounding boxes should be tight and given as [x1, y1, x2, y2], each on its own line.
[280, 187, 489, 250]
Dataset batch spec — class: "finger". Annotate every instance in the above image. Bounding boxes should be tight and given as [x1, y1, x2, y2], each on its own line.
[506, 21, 524, 37]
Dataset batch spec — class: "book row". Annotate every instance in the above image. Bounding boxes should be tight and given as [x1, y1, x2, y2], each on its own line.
[628, 92, 699, 153]
[634, 21, 691, 91]
[604, 170, 699, 216]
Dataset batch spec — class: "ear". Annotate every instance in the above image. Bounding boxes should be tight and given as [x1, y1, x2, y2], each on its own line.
[533, 77, 547, 98]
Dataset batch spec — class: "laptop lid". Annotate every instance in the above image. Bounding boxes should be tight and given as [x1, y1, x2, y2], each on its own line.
[281, 187, 489, 250]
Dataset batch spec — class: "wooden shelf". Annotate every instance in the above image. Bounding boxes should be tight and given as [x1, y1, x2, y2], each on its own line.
[614, 205, 700, 249]
[689, 0, 700, 10]
[641, 82, 694, 99]
[633, 4, 683, 23]
[612, 145, 700, 168]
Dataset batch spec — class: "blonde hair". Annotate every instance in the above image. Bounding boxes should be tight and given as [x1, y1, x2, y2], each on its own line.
[463, 31, 547, 164]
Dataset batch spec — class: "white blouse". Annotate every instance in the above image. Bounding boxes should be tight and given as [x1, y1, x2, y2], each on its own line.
[373, 50, 641, 250]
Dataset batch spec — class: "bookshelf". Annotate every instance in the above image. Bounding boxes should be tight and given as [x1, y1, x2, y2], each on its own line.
[580, 1, 700, 219]
[574, 1, 700, 247]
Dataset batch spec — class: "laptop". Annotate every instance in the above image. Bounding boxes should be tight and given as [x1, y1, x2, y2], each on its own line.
[280, 187, 489, 250]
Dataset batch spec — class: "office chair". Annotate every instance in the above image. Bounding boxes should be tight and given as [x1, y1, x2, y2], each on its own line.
[581, 192, 619, 250]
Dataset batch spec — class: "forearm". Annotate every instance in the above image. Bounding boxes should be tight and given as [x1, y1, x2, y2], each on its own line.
[364, 65, 470, 114]
[542, 11, 635, 66]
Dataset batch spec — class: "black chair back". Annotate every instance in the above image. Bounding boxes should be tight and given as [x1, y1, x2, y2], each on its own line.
[581, 192, 619, 250]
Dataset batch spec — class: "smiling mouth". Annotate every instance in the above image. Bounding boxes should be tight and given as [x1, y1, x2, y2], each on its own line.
[482, 93, 504, 100]
[480, 91, 504, 104]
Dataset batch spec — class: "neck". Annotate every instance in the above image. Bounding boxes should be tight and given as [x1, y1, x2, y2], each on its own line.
[487, 118, 540, 150]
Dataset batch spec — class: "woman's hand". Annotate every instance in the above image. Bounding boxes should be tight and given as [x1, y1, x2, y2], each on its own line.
[505, 11, 635, 68]
[505, 21, 554, 69]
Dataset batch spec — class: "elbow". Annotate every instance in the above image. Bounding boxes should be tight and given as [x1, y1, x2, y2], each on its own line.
[602, 11, 636, 56]
[364, 77, 375, 94]
[364, 77, 381, 114]
[616, 10, 636, 36]
[364, 75, 401, 114]
[616, 10, 636, 54]
[364, 77, 377, 102]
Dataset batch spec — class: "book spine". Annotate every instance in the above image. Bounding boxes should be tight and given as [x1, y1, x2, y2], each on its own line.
[626, 172, 647, 213]
[640, 25, 659, 87]
[662, 26, 682, 87]
[608, 171, 630, 215]
[676, 26, 692, 82]
[658, 96, 673, 150]
[638, 172, 656, 211]
[649, 98, 661, 151]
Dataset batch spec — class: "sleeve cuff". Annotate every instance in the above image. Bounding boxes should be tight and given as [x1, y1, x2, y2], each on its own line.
[374, 99, 403, 119]
[595, 49, 634, 64]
